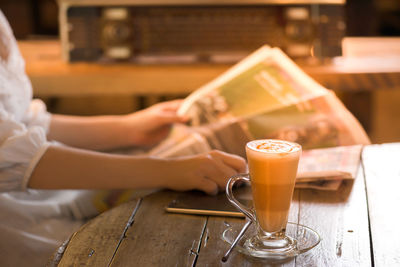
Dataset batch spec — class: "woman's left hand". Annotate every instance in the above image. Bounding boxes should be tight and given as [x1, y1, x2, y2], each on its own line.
[122, 99, 189, 147]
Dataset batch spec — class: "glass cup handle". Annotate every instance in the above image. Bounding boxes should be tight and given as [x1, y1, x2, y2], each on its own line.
[226, 173, 256, 222]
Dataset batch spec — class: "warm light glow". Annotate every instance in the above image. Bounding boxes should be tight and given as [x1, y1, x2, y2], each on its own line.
[310, 45, 315, 58]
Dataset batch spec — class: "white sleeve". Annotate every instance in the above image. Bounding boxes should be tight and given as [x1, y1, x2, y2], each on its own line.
[22, 99, 52, 134]
[0, 109, 51, 192]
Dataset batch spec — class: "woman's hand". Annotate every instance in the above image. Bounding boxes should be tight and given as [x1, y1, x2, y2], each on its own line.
[122, 100, 188, 147]
[161, 150, 247, 195]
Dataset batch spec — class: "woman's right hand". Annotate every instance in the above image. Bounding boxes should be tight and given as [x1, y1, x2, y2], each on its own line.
[161, 150, 247, 195]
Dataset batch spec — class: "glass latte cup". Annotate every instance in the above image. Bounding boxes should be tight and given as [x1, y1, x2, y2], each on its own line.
[226, 139, 302, 259]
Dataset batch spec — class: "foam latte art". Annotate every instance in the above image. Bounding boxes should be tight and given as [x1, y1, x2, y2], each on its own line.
[247, 139, 301, 154]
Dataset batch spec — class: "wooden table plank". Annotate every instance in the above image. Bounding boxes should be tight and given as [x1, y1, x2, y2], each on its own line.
[195, 191, 300, 266]
[295, 164, 371, 266]
[362, 143, 400, 266]
[109, 190, 208, 266]
[57, 199, 140, 267]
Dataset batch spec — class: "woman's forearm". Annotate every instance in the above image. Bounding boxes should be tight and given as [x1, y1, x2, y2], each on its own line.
[48, 114, 133, 150]
[28, 145, 167, 190]
[28, 145, 247, 195]
[47, 100, 189, 151]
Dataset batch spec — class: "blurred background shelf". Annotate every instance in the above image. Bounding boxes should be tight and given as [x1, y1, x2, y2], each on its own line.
[20, 40, 400, 97]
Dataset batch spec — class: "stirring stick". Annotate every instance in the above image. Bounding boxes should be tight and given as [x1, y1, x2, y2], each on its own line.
[221, 220, 252, 262]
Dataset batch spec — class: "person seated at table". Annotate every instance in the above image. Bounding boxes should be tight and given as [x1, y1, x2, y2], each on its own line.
[0, 11, 246, 266]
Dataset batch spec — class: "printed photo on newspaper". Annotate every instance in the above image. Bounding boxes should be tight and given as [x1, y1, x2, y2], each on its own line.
[148, 45, 370, 190]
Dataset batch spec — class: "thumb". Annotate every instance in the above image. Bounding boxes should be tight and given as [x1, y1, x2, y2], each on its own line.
[159, 112, 189, 124]
[197, 177, 219, 196]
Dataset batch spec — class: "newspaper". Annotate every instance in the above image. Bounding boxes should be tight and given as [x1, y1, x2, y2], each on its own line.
[296, 145, 363, 191]
[149, 45, 370, 190]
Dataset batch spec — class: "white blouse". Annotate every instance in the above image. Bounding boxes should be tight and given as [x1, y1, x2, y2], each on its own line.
[0, 11, 51, 191]
[0, 11, 88, 266]
[0, 11, 144, 266]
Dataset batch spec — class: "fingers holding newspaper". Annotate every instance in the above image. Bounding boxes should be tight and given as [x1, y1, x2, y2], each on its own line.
[163, 150, 247, 195]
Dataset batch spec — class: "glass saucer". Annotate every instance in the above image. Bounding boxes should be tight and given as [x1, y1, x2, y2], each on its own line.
[222, 222, 320, 260]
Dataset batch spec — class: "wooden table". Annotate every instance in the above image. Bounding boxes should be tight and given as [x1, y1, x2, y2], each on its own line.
[50, 143, 400, 266]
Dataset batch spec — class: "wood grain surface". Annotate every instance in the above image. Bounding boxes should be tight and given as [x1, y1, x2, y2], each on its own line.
[362, 143, 400, 266]
[57, 199, 140, 267]
[109, 191, 208, 266]
[295, 166, 371, 267]
[54, 180, 371, 266]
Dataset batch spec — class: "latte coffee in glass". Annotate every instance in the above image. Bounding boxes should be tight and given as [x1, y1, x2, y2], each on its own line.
[246, 139, 301, 234]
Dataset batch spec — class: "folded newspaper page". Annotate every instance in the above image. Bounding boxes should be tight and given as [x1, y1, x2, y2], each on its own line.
[149, 45, 370, 190]
[296, 145, 363, 191]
